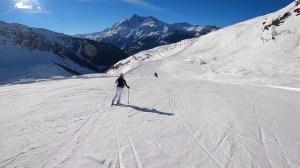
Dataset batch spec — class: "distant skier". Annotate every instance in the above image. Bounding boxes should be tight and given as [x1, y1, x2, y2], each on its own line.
[154, 72, 158, 78]
[111, 73, 130, 106]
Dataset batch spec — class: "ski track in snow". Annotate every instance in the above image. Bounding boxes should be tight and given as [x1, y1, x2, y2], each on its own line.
[258, 126, 273, 168]
[1, 73, 300, 167]
[168, 96, 222, 168]
[123, 123, 143, 168]
[115, 127, 124, 168]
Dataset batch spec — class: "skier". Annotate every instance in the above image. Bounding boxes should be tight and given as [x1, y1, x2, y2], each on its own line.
[154, 72, 158, 78]
[111, 73, 130, 106]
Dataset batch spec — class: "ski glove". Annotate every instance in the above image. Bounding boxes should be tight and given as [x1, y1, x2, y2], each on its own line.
[127, 86, 130, 89]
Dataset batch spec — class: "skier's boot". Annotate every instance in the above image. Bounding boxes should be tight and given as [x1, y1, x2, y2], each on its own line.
[111, 101, 114, 106]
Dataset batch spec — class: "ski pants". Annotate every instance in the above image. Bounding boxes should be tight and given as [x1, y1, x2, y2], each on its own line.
[112, 87, 124, 103]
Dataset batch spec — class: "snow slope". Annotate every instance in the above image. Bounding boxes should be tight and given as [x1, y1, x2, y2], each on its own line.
[108, 1, 300, 88]
[1, 1, 300, 168]
[0, 46, 92, 85]
[0, 21, 127, 85]
[1, 68, 300, 168]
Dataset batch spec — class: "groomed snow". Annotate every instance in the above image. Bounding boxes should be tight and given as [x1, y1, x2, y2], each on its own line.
[1, 56, 300, 167]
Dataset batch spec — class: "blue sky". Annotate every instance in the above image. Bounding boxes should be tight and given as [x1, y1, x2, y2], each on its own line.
[0, 0, 294, 35]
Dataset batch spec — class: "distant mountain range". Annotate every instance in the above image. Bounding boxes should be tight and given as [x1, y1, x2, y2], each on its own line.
[0, 21, 127, 84]
[75, 15, 219, 55]
[0, 15, 219, 84]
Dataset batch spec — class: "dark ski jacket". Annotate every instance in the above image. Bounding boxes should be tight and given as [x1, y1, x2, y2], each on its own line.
[115, 77, 130, 88]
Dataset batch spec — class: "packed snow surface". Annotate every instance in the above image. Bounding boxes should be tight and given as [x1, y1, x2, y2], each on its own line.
[1, 61, 300, 168]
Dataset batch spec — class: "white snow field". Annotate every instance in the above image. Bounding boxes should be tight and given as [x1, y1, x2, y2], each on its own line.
[1, 70, 300, 168]
[1, 1, 300, 168]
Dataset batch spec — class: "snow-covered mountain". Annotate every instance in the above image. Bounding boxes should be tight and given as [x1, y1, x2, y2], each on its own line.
[76, 15, 219, 55]
[0, 21, 127, 85]
[108, 0, 300, 88]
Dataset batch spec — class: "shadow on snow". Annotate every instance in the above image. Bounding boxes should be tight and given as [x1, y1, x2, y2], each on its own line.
[118, 104, 174, 116]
